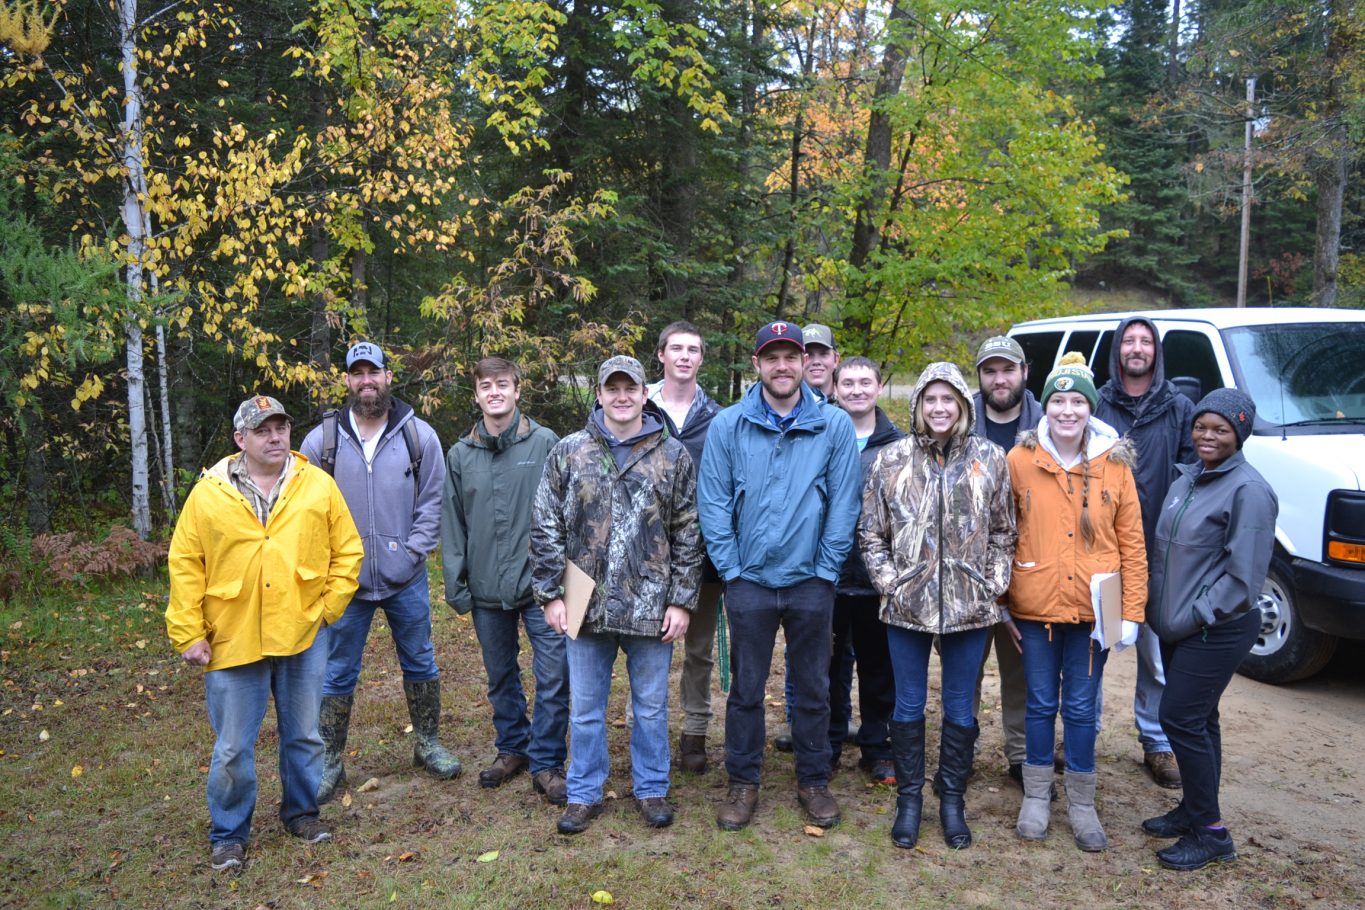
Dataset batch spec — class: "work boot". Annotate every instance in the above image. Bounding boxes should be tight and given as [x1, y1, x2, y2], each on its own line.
[774, 725, 793, 753]
[1144, 751, 1183, 789]
[1064, 769, 1108, 852]
[934, 719, 978, 849]
[889, 719, 925, 849]
[403, 679, 462, 779]
[478, 753, 528, 789]
[636, 796, 675, 828]
[716, 783, 759, 830]
[532, 768, 568, 806]
[317, 694, 353, 805]
[1157, 826, 1237, 871]
[796, 784, 841, 828]
[679, 734, 708, 774]
[1016, 764, 1053, 840]
[556, 802, 604, 835]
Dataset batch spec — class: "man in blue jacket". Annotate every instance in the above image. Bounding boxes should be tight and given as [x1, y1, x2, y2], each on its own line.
[699, 321, 861, 831]
[300, 342, 461, 804]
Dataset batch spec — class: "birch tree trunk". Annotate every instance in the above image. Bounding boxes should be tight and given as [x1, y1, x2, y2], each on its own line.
[119, 0, 152, 538]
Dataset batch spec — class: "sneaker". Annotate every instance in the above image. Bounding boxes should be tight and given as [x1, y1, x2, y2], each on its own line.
[288, 816, 333, 845]
[636, 796, 675, 828]
[716, 783, 759, 831]
[532, 767, 568, 806]
[796, 784, 841, 828]
[1144, 751, 1183, 789]
[1157, 827, 1237, 871]
[479, 753, 529, 789]
[209, 841, 244, 871]
[1143, 802, 1194, 838]
[556, 802, 605, 835]
[858, 757, 896, 786]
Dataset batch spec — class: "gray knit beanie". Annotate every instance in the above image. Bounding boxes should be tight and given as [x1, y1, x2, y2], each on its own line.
[1193, 388, 1256, 448]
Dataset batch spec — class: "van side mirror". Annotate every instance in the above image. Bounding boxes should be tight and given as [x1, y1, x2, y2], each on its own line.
[1171, 376, 1202, 403]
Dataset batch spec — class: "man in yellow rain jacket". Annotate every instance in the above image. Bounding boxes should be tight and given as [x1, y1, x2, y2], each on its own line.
[166, 394, 363, 872]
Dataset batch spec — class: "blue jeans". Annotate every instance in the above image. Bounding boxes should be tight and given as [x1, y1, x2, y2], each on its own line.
[203, 636, 326, 845]
[724, 577, 833, 787]
[1133, 623, 1171, 753]
[323, 574, 439, 696]
[471, 604, 569, 773]
[885, 625, 991, 727]
[1017, 619, 1108, 773]
[565, 631, 673, 804]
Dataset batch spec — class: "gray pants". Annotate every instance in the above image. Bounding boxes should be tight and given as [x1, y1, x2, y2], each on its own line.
[679, 583, 724, 736]
[975, 622, 1026, 765]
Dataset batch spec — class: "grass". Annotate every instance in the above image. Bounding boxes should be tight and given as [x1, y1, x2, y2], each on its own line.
[1, 565, 1360, 909]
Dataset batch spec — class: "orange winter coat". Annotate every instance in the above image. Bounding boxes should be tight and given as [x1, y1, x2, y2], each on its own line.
[1006, 428, 1147, 626]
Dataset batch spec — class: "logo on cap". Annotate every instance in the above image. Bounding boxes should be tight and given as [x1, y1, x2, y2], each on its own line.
[1055, 377, 1075, 391]
[771, 322, 790, 335]
[255, 395, 273, 410]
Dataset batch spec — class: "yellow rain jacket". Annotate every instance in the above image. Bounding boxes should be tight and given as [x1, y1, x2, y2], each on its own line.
[166, 452, 363, 671]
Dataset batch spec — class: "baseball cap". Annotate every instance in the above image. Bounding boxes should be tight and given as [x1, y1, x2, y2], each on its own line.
[234, 394, 293, 432]
[597, 355, 646, 387]
[346, 342, 386, 371]
[802, 323, 836, 351]
[974, 335, 1026, 367]
[754, 321, 805, 355]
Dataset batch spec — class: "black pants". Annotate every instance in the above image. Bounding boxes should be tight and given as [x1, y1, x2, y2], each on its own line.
[829, 594, 895, 761]
[1158, 609, 1260, 826]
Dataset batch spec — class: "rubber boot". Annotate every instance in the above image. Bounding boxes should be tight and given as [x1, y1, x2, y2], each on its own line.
[1064, 769, 1108, 852]
[1016, 763, 1053, 840]
[403, 679, 462, 779]
[317, 694, 352, 805]
[889, 719, 925, 849]
[934, 719, 978, 849]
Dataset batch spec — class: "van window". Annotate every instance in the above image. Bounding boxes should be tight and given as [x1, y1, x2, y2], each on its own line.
[1015, 331, 1063, 400]
[1065, 331, 1101, 367]
[1162, 330, 1223, 402]
[1093, 333, 1114, 387]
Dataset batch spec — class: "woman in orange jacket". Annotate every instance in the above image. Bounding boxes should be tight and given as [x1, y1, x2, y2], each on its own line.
[1005, 353, 1148, 852]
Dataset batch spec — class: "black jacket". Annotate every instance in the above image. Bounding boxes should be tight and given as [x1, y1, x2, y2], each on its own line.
[838, 407, 905, 596]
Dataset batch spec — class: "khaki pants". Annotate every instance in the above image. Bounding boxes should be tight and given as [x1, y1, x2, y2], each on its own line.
[975, 622, 1026, 765]
[679, 583, 724, 736]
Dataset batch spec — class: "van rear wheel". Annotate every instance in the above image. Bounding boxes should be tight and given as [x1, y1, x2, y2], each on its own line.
[1237, 557, 1337, 684]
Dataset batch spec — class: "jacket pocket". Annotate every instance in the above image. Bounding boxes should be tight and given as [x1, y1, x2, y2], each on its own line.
[371, 534, 422, 589]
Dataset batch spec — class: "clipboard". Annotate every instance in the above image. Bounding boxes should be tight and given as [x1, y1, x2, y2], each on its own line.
[562, 559, 595, 640]
[1089, 572, 1123, 650]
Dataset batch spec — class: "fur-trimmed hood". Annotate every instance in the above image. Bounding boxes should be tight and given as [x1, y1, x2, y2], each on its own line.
[1017, 416, 1136, 469]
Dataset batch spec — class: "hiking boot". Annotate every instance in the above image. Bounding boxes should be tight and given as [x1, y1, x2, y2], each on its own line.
[556, 802, 604, 835]
[403, 680, 462, 780]
[636, 797, 675, 828]
[774, 725, 793, 753]
[479, 753, 529, 789]
[317, 694, 352, 805]
[532, 768, 568, 806]
[287, 816, 333, 845]
[1142, 802, 1194, 838]
[796, 784, 841, 828]
[1063, 769, 1107, 852]
[1157, 827, 1237, 871]
[858, 756, 896, 786]
[1144, 751, 1183, 789]
[716, 783, 759, 831]
[679, 734, 708, 774]
[209, 841, 244, 871]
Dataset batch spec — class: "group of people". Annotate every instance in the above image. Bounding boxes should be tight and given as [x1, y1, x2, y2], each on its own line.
[165, 317, 1277, 877]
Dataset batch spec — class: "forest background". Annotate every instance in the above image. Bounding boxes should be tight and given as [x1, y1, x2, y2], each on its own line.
[0, 0, 1361, 549]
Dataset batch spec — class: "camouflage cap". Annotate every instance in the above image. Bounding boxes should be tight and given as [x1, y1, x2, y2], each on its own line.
[597, 355, 646, 387]
[234, 394, 293, 432]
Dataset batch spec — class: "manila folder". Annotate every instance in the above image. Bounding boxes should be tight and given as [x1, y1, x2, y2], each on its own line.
[563, 559, 595, 640]
[1090, 572, 1123, 650]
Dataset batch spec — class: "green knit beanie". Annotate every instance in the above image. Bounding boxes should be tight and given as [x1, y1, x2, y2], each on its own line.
[1042, 352, 1098, 410]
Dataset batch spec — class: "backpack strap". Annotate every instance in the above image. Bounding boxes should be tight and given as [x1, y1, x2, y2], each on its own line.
[319, 410, 340, 476]
[400, 419, 422, 480]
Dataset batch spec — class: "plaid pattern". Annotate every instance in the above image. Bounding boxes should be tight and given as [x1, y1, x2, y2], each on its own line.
[229, 455, 291, 526]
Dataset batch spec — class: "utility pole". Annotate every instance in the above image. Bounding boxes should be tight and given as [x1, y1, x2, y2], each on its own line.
[1236, 76, 1256, 308]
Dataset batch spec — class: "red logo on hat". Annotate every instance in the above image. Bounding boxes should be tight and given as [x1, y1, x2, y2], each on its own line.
[770, 322, 790, 335]
[1238, 411, 1247, 424]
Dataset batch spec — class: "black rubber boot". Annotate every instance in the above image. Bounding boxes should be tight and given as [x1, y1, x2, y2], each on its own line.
[317, 694, 353, 804]
[934, 719, 979, 849]
[889, 719, 925, 849]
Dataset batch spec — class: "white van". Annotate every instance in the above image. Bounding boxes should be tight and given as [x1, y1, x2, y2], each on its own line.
[1008, 308, 1365, 684]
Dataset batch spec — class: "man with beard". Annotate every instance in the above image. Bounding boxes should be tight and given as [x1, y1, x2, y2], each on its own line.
[970, 336, 1041, 787]
[699, 321, 861, 831]
[301, 342, 461, 803]
[1096, 317, 1196, 790]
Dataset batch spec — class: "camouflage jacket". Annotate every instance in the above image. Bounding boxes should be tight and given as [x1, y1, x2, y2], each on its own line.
[858, 363, 1017, 634]
[529, 406, 702, 637]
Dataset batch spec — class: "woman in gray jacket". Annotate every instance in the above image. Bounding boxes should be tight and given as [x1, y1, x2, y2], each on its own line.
[859, 362, 1016, 850]
[1144, 388, 1278, 871]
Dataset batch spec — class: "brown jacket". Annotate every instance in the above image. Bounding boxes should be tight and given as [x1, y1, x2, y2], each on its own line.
[1006, 424, 1147, 625]
[858, 363, 1017, 634]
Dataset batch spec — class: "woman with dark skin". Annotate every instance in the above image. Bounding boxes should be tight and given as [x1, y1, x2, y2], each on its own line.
[1143, 388, 1278, 871]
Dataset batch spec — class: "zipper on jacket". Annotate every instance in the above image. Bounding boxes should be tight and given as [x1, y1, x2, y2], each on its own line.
[1156, 481, 1198, 631]
[937, 459, 946, 636]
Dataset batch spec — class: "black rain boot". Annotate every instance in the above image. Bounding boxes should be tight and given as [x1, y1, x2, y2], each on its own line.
[889, 719, 926, 849]
[403, 679, 462, 779]
[317, 694, 353, 804]
[934, 719, 979, 849]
